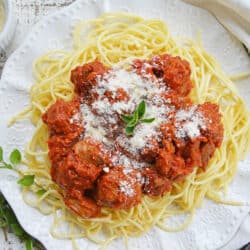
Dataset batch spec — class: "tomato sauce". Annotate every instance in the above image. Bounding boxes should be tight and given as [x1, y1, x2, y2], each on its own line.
[42, 54, 223, 218]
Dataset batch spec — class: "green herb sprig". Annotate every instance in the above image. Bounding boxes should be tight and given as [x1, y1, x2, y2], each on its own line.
[0, 193, 32, 248]
[0, 147, 34, 187]
[36, 189, 47, 196]
[0, 147, 21, 169]
[121, 100, 155, 135]
[0, 146, 42, 250]
[0, 193, 44, 250]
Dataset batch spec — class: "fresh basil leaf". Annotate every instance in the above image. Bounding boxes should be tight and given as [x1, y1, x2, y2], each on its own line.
[127, 110, 138, 127]
[0, 146, 3, 161]
[4, 208, 18, 225]
[137, 100, 146, 119]
[121, 99, 155, 135]
[125, 126, 135, 135]
[17, 175, 35, 187]
[25, 239, 33, 250]
[36, 189, 47, 196]
[11, 223, 24, 237]
[141, 117, 155, 123]
[121, 114, 133, 124]
[10, 149, 22, 165]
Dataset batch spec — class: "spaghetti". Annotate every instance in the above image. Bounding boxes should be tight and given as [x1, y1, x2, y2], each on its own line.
[10, 13, 250, 248]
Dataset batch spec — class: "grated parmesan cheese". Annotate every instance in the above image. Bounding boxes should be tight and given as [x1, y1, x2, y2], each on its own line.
[69, 112, 81, 124]
[128, 123, 158, 151]
[103, 167, 110, 173]
[119, 180, 134, 197]
[78, 66, 171, 155]
[175, 106, 206, 139]
[73, 64, 207, 174]
[80, 104, 109, 143]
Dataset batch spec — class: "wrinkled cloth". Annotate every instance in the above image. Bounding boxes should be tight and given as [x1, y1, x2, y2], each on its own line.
[184, 0, 250, 51]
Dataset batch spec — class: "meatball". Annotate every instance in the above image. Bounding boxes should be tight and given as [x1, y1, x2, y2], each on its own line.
[142, 167, 172, 197]
[166, 160, 194, 182]
[200, 140, 216, 168]
[64, 189, 101, 218]
[176, 102, 223, 169]
[103, 88, 130, 104]
[161, 55, 192, 96]
[156, 149, 185, 177]
[48, 132, 80, 167]
[132, 54, 193, 96]
[132, 59, 158, 82]
[42, 98, 82, 135]
[178, 140, 203, 169]
[140, 137, 160, 163]
[54, 151, 102, 191]
[70, 60, 109, 97]
[96, 167, 142, 209]
[115, 133, 160, 163]
[156, 92, 193, 110]
[198, 102, 224, 147]
[73, 138, 112, 166]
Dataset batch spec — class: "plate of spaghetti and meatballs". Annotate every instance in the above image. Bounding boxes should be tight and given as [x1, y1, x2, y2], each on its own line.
[0, 1, 250, 250]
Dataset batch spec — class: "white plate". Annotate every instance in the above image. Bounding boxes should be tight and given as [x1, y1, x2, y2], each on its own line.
[0, 0, 250, 249]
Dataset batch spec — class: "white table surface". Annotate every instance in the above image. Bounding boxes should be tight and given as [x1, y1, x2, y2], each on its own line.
[0, 1, 249, 249]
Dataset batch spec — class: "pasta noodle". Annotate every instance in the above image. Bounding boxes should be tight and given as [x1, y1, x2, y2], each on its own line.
[10, 13, 250, 249]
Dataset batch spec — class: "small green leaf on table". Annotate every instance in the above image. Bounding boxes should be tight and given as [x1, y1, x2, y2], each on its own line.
[17, 175, 35, 187]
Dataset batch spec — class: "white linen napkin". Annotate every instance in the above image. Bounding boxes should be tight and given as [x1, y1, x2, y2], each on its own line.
[184, 0, 250, 51]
